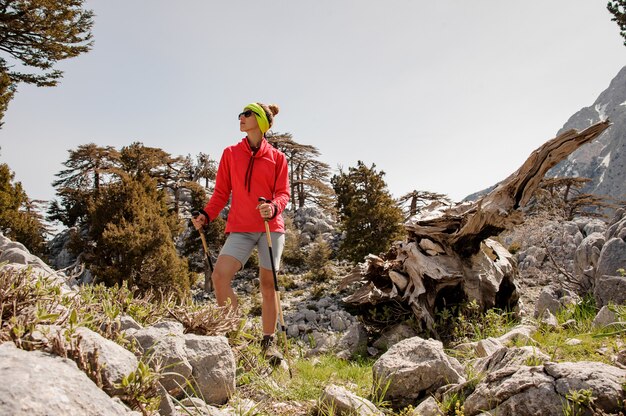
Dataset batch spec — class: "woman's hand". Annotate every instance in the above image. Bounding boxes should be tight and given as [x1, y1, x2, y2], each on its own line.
[257, 202, 274, 219]
[191, 212, 207, 230]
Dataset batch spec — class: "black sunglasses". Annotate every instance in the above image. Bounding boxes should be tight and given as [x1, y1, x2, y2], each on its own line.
[238, 109, 257, 119]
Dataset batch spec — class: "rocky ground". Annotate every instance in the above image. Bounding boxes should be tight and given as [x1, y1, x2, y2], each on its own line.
[1, 208, 626, 415]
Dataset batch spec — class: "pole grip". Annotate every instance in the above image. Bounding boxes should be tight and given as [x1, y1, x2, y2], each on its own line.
[264, 221, 272, 248]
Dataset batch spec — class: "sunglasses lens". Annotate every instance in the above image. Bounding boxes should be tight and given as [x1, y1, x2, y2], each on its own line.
[238, 110, 255, 119]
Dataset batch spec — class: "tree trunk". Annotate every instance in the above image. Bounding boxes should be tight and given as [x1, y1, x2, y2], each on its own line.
[339, 120, 610, 337]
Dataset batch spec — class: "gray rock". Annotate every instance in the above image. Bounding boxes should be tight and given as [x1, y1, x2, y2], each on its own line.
[413, 396, 444, 416]
[592, 305, 618, 329]
[0, 246, 55, 274]
[0, 342, 138, 415]
[129, 320, 193, 397]
[464, 366, 562, 416]
[534, 287, 562, 318]
[471, 346, 550, 374]
[545, 361, 626, 411]
[573, 231, 584, 246]
[74, 327, 139, 394]
[534, 287, 578, 318]
[318, 384, 383, 416]
[306, 330, 337, 355]
[540, 310, 559, 329]
[372, 323, 418, 351]
[464, 361, 626, 416]
[563, 221, 580, 236]
[0, 237, 27, 253]
[304, 309, 318, 323]
[317, 297, 331, 308]
[178, 397, 228, 415]
[183, 334, 236, 405]
[497, 325, 537, 346]
[336, 322, 368, 358]
[0, 246, 29, 264]
[606, 215, 626, 241]
[330, 314, 347, 331]
[287, 324, 300, 337]
[574, 232, 605, 287]
[594, 274, 626, 308]
[583, 219, 607, 236]
[119, 315, 142, 331]
[155, 382, 176, 416]
[596, 237, 626, 279]
[475, 337, 505, 358]
[372, 337, 466, 408]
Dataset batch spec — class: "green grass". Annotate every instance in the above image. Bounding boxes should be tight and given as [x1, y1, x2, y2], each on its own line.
[520, 296, 625, 364]
[238, 353, 374, 403]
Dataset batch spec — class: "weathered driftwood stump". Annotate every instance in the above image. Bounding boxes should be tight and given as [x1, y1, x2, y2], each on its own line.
[339, 120, 611, 335]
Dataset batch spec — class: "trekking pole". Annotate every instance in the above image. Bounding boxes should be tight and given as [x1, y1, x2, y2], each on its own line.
[258, 197, 292, 377]
[192, 211, 214, 293]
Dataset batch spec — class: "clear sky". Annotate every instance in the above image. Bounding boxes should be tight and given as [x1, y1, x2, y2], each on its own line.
[1, 1, 625, 207]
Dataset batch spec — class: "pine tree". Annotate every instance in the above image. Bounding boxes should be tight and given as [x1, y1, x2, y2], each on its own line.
[0, 162, 46, 255]
[267, 132, 335, 211]
[397, 190, 452, 221]
[86, 174, 190, 297]
[528, 177, 621, 220]
[306, 235, 333, 281]
[0, 0, 94, 125]
[331, 161, 405, 263]
[49, 143, 120, 227]
[608, 1, 626, 45]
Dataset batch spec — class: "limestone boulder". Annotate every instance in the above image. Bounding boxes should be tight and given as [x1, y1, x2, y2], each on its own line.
[595, 238, 626, 281]
[464, 366, 562, 416]
[127, 320, 236, 405]
[470, 346, 550, 375]
[74, 327, 139, 394]
[463, 361, 626, 416]
[127, 320, 193, 397]
[592, 305, 618, 329]
[372, 337, 465, 408]
[594, 274, 626, 308]
[573, 232, 605, 289]
[0, 342, 138, 416]
[372, 323, 419, 351]
[183, 334, 235, 405]
[318, 384, 383, 416]
[545, 361, 626, 411]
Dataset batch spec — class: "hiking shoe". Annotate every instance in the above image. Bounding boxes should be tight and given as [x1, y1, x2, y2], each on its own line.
[260, 335, 283, 366]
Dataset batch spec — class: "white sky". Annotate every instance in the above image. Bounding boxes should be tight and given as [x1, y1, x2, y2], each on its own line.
[1, 1, 625, 207]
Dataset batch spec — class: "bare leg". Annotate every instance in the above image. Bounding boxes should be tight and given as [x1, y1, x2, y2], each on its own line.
[259, 267, 278, 335]
[211, 255, 241, 310]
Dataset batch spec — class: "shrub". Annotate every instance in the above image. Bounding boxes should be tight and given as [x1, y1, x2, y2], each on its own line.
[87, 175, 191, 297]
[306, 236, 333, 282]
[281, 214, 306, 268]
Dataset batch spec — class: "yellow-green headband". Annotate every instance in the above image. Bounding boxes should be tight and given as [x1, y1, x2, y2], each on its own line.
[244, 103, 270, 134]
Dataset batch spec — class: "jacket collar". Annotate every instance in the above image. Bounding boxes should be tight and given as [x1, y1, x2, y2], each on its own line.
[240, 137, 269, 157]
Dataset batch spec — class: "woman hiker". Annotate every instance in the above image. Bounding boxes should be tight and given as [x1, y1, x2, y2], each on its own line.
[191, 102, 289, 364]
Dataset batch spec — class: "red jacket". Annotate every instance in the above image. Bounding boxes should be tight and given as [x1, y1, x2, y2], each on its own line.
[203, 137, 290, 233]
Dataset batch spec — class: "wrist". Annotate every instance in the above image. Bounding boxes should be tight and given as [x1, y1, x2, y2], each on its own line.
[269, 202, 279, 219]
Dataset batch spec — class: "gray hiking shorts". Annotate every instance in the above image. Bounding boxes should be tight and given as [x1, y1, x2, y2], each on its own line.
[220, 232, 285, 270]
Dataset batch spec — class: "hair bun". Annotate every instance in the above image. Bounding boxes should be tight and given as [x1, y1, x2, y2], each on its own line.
[268, 104, 280, 116]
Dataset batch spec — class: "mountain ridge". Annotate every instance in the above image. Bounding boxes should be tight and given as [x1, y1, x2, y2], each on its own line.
[464, 65, 626, 203]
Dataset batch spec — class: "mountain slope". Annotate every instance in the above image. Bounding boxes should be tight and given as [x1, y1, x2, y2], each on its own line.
[465, 66, 626, 202]
[548, 65, 626, 200]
